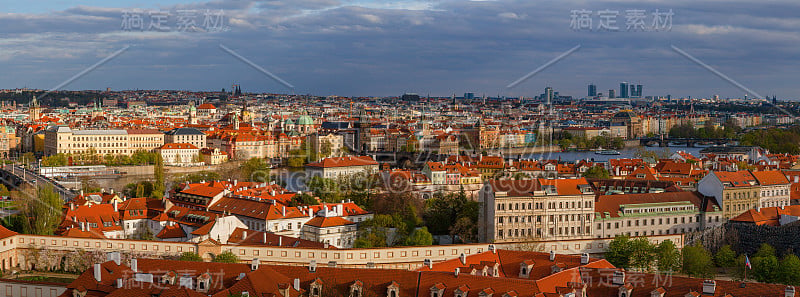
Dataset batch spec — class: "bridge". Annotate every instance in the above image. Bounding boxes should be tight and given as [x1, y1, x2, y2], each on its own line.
[0, 165, 76, 201]
[638, 137, 738, 147]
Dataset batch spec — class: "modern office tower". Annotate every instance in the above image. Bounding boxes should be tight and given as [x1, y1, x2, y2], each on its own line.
[464, 92, 475, 100]
[608, 89, 616, 99]
[635, 84, 643, 97]
[588, 84, 597, 97]
[620, 82, 629, 98]
[544, 87, 554, 104]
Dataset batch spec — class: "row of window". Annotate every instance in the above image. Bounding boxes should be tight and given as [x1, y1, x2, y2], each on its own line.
[497, 225, 591, 238]
[496, 200, 592, 211]
[497, 213, 592, 224]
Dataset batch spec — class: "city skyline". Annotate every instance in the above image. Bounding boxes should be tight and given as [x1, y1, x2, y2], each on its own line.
[2, 0, 799, 99]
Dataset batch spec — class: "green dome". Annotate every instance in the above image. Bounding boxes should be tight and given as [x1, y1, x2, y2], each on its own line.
[297, 115, 313, 125]
[284, 118, 295, 125]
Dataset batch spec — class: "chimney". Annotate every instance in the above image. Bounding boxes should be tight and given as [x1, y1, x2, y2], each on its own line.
[70, 203, 75, 211]
[612, 271, 625, 286]
[309, 260, 317, 272]
[581, 253, 589, 265]
[549, 250, 555, 262]
[243, 230, 247, 239]
[702, 280, 716, 295]
[293, 278, 301, 291]
[454, 267, 460, 277]
[282, 206, 286, 217]
[113, 200, 118, 212]
[488, 244, 496, 253]
[459, 253, 466, 265]
[107, 252, 121, 265]
[93, 263, 102, 282]
[424, 259, 432, 269]
[251, 259, 259, 271]
[130, 258, 138, 273]
[787, 286, 796, 297]
[116, 278, 123, 288]
[263, 232, 267, 244]
[278, 237, 282, 246]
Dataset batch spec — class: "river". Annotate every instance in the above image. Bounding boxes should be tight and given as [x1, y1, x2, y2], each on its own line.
[518, 146, 705, 162]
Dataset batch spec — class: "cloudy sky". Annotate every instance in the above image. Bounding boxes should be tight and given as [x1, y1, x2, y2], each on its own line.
[2, 0, 799, 99]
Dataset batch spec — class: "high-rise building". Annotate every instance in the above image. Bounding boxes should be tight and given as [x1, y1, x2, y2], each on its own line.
[588, 84, 597, 97]
[608, 89, 616, 99]
[464, 92, 475, 100]
[620, 82, 629, 98]
[635, 84, 643, 97]
[544, 87, 554, 105]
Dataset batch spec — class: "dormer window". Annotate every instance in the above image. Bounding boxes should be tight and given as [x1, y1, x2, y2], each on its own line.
[430, 283, 445, 297]
[519, 260, 533, 278]
[387, 281, 400, 297]
[161, 271, 177, 285]
[455, 285, 470, 297]
[310, 278, 324, 297]
[478, 288, 494, 297]
[197, 273, 211, 293]
[350, 280, 364, 297]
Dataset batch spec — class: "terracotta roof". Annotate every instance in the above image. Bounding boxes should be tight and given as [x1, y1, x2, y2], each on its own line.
[156, 224, 187, 239]
[751, 170, 790, 186]
[714, 170, 757, 187]
[306, 156, 378, 168]
[159, 143, 199, 150]
[304, 216, 354, 228]
[730, 205, 800, 226]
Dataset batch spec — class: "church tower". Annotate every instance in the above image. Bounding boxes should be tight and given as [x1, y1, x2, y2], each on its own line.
[29, 95, 41, 121]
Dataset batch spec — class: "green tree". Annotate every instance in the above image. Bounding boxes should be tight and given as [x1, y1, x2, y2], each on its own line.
[780, 254, 800, 285]
[213, 250, 240, 263]
[404, 227, 433, 246]
[178, 252, 203, 262]
[20, 152, 36, 166]
[41, 153, 68, 167]
[655, 240, 682, 273]
[605, 235, 633, 268]
[450, 217, 477, 243]
[629, 237, 655, 270]
[306, 176, 342, 203]
[714, 245, 737, 268]
[751, 243, 779, 283]
[0, 185, 9, 198]
[320, 140, 333, 158]
[152, 154, 165, 198]
[557, 138, 572, 150]
[682, 244, 714, 278]
[582, 166, 610, 179]
[287, 193, 318, 206]
[424, 191, 479, 243]
[14, 185, 63, 235]
[287, 149, 307, 168]
[242, 157, 270, 182]
[354, 214, 409, 247]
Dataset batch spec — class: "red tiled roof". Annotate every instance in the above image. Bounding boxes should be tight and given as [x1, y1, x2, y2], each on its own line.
[304, 216, 354, 228]
[159, 143, 199, 150]
[156, 224, 186, 239]
[306, 156, 378, 168]
[751, 170, 790, 185]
